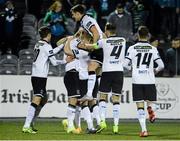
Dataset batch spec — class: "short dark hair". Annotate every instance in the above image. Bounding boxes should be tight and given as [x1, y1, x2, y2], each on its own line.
[38, 26, 51, 39]
[138, 26, 149, 38]
[173, 36, 180, 41]
[116, 3, 125, 9]
[70, 4, 86, 14]
[105, 23, 116, 34]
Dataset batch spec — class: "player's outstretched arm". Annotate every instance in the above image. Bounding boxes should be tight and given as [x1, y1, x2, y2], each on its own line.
[53, 44, 64, 54]
[49, 56, 66, 66]
[56, 37, 68, 46]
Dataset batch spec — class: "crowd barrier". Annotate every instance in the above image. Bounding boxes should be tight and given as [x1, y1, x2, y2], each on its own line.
[0, 75, 179, 119]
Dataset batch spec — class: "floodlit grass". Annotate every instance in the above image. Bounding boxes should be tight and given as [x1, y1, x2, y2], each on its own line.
[0, 120, 180, 140]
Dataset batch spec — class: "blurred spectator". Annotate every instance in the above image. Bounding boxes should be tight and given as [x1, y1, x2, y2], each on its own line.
[166, 37, 180, 77]
[86, 3, 97, 20]
[0, 1, 20, 55]
[43, 1, 68, 48]
[97, 0, 119, 30]
[130, 0, 147, 33]
[107, 3, 133, 42]
[155, 0, 180, 41]
[150, 36, 166, 76]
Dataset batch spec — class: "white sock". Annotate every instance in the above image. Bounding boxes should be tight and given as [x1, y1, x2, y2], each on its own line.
[113, 104, 120, 126]
[99, 101, 107, 121]
[31, 105, 42, 127]
[67, 105, 76, 129]
[82, 106, 93, 129]
[87, 73, 96, 97]
[92, 105, 101, 125]
[24, 103, 36, 128]
[75, 106, 81, 128]
[137, 109, 147, 132]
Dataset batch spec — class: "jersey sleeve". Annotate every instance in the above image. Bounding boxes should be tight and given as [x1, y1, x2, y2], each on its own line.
[153, 48, 161, 61]
[84, 18, 95, 30]
[45, 45, 54, 57]
[120, 38, 126, 61]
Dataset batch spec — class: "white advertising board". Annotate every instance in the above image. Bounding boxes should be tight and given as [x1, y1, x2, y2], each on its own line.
[0, 75, 179, 119]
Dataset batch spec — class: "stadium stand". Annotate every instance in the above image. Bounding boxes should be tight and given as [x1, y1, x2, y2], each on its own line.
[48, 65, 60, 76]
[0, 54, 18, 75]
[19, 58, 33, 75]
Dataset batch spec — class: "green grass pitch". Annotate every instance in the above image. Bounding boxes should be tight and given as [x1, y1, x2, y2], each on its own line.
[0, 120, 180, 140]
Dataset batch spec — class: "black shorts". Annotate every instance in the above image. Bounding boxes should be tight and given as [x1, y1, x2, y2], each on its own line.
[79, 78, 99, 99]
[99, 71, 123, 95]
[64, 70, 80, 98]
[31, 77, 47, 98]
[89, 48, 103, 65]
[132, 84, 157, 101]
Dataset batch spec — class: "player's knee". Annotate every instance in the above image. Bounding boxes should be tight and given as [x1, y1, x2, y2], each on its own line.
[40, 96, 48, 106]
[89, 99, 97, 107]
[111, 95, 120, 104]
[68, 97, 78, 106]
[81, 101, 88, 107]
[32, 96, 42, 105]
[136, 102, 144, 109]
[99, 93, 108, 102]
[88, 62, 99, 71]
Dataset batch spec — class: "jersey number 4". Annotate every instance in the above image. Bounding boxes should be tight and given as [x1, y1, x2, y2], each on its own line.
[110, 45, 122, 59]
[136, 52, 152, 68]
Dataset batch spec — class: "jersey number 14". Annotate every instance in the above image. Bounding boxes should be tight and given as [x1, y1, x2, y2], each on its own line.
[136, 52, 152, 68]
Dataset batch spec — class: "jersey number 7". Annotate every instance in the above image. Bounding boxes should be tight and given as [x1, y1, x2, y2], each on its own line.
[34, 48, 40, 62]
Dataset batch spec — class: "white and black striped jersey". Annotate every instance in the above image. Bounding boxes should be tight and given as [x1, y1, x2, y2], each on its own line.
[32, 40, 63, 78]
[124, 41, 164, 84]
[97, 37, 126, 72]
[80, 15, 103, 39]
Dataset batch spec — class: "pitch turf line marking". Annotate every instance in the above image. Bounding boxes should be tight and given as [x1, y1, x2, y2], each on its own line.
[1, 140, 180, 141]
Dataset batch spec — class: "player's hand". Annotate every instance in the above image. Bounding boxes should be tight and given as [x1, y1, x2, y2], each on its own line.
[78, 42, 85, 49]
[154, 68, 158, 74]
[65, 55, 74, 63]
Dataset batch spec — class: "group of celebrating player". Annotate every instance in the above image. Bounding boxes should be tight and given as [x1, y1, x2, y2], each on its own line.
[22, 4, 164, 137]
